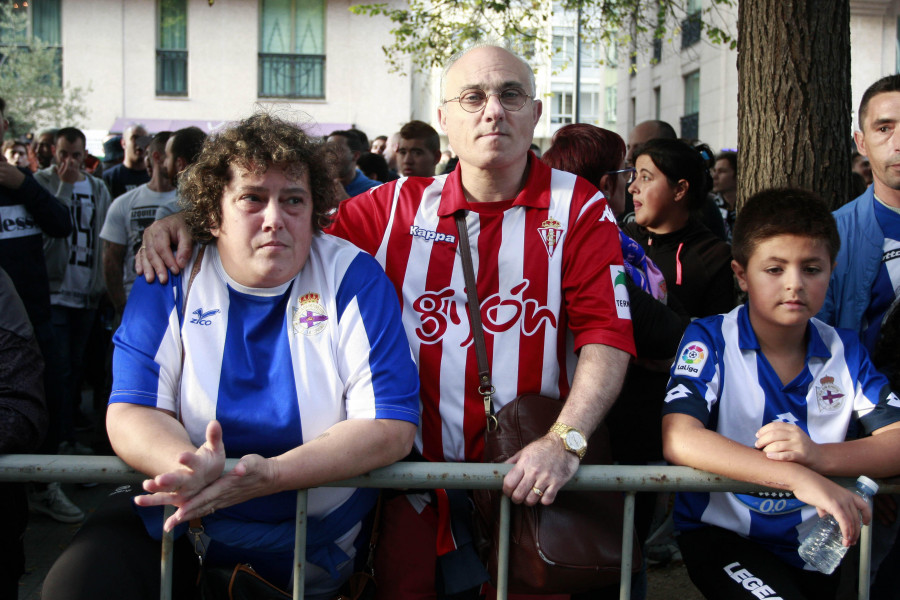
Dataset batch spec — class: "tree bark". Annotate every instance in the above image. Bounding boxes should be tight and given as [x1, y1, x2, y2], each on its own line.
[737, 0, 851, 211]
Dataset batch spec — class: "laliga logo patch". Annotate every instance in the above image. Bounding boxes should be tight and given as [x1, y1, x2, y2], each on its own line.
[537, 217, 565, 258]
[815, 375, 845, 412]
[292, 292, 328, 336]
[674, 342, 708, 377]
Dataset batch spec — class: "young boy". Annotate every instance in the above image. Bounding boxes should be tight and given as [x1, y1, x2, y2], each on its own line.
[661, 188, 900, 600]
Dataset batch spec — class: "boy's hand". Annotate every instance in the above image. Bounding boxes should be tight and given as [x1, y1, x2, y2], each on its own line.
[792, 471, 871, 547]
[755, 422, 822, 469]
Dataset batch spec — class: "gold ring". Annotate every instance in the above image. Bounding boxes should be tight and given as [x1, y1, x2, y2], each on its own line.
[532, 486, 544, 497]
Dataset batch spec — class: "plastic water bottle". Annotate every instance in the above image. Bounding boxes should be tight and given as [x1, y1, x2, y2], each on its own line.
[798, 475, 878, 574]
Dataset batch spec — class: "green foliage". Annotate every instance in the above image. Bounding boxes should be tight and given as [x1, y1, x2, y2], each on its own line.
[0, 3, 89, 138]
[349, 0, 736, 74]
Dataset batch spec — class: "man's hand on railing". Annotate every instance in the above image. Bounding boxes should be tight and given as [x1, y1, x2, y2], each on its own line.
[134, 420, 226, 522]
[502, 434, 579, 507]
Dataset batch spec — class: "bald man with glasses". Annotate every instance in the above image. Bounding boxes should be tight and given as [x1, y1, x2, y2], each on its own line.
[138, 44, 634, 599]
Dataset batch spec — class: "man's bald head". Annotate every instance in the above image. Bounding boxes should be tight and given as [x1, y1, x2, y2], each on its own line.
[627, 120, 677, 165]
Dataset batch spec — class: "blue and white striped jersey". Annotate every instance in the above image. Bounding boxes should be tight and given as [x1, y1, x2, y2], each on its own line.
[663, 304, 900, 568]
[110, 234, 419, 578]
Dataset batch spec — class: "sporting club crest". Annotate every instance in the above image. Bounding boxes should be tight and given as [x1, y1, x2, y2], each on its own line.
[537, 217, 565, 258]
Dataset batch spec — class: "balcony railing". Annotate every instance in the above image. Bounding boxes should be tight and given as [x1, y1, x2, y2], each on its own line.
[156, 49, 188, 96]
[258, 53, 325, 99]
[680, 112, 699, 140]
[681, 11, 702, 49]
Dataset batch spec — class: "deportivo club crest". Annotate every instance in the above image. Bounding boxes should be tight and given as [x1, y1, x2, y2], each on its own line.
[815, 376, 845, 412]
[537, 217, 565, 258]
[292, 292, 328, 336]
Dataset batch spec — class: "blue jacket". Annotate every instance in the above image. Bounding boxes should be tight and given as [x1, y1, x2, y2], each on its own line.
[818, 186, 884, 333]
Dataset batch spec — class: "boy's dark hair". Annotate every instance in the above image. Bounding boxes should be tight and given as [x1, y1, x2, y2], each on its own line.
[170, 126, 207, 165]
[633, 138, 712, 212]
[179, 113, 337, 243]
[732, 188, 840, 266]
[328, 130, 366, 154]
[356, 151, 390, 183]
[0, 96, 6, 117]
[56, 127, 86, 148]
[148, 131, 172, 157]
[858, 74, 900, 128]
[716, 151, 737, 173]
[399, 120, 441, 156]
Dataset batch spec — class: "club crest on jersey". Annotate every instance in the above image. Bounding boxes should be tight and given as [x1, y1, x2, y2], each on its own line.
[815, 376, 845, 412]
[293, 292, 328, 336]
[674, 342, 708, 377]
[190, 307, 220, 326]
[537, 217, 565, 258]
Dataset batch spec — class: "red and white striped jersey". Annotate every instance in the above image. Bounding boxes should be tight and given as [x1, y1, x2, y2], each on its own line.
[328, 157, 635, 462]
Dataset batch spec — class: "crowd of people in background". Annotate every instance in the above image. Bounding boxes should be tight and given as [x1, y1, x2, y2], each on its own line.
[1, 43, 900, 600]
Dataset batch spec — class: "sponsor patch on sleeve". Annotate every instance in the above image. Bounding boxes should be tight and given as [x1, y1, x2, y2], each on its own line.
[610, 265, 631, 320]
[673, 341, 708, 377]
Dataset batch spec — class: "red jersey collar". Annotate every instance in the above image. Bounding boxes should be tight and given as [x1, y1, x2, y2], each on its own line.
[437, 152, 552, 216]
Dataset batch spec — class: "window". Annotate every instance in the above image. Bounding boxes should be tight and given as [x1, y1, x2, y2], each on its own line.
[259, 0, 325, 99]
[653, 86, 661, 120]
[157, 0, 187, 96]
[551, 91, 574, 124]
[552, 34, 574, 69]
[0, 0, 62, 84]
[580, 91, 602, 125]
[605, 86, 617, 124]
[681, 0, 702, 49]
[681, 70, 700, 139]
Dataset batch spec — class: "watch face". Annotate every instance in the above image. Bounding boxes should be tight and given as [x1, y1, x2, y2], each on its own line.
[565, 431, 586, 450]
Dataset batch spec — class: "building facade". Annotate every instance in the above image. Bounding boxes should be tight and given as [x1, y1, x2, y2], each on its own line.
[7, 0, 430, 148]
[617, 0, 900, 152]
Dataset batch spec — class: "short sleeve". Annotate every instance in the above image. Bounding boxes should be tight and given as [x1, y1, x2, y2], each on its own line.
[109, 272, 184, 412]
[661, 319, 722, 425]
[334, 252, 419, 424]
[100, 194, 128, 245]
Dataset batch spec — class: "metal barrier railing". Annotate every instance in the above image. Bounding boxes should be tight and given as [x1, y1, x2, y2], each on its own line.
[2, 455, 897, 600]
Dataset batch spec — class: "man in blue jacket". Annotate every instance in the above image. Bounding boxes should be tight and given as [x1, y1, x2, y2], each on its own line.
[818, 74, 900, 598]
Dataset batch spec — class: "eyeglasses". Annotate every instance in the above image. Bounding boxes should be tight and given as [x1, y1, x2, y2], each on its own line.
[443, 88, 533, 113]
[606, 167, 636, 184]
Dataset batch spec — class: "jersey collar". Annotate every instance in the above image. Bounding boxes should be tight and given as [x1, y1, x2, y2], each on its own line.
[736, 304, 831, 360]
[436, 152, 552, 216]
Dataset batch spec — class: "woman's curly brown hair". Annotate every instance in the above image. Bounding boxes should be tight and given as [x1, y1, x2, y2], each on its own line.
[179, 113, 337, 243]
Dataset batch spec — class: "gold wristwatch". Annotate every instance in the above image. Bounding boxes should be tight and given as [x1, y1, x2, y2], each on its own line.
[549, 422, 587, 459]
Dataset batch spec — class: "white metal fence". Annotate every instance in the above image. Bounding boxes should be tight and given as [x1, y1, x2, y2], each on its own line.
[2, 455, 896, 600]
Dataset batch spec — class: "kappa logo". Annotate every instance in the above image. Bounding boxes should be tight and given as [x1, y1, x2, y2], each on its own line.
[190, 307, 220, 326]
[599, 203, 616, 224]
[815, 375, 845, 412]
[293, 292, 329, 336]
[537, 217, 565, 258]
[674, 342, 708, 377]
[409, 225, 456, 244]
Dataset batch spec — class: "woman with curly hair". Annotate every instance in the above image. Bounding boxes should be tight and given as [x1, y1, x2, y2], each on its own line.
[43, 114, 420, 600]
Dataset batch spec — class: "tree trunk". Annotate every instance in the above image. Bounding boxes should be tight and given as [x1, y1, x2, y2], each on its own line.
[737, 0, 851, 211]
